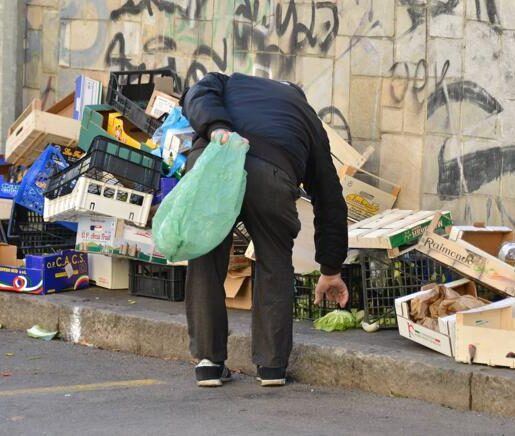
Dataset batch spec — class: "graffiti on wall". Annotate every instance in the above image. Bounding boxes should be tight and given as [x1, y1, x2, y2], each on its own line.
[22, 0, 515, 225]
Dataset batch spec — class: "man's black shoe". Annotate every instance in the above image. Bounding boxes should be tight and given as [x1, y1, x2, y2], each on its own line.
[256, 366, 286, 387]
[195, 359, 232, 387]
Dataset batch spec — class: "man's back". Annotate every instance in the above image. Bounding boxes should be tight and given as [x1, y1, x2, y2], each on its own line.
[182, 72, 323, 183]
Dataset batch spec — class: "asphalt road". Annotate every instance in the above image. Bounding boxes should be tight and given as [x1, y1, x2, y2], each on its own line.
[1, 330, 514, 436]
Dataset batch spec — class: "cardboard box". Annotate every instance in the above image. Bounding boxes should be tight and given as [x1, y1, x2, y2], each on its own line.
[0, 245, 89, 294]
[0, 182, 19, 199]
[76, 216, 167, 265]
[107, 112, 157, 150]
[449, 225, 513, 257]
[455, 298, 515, 368]
[395, 279, 480, 357]
[417, 215, 515, 296]
[6, 98, 81, 166]
[88, 253, 129, 289]
[55, 145, 84, 164]
[339, 165, 400, 223]
[74, 75, 103, 121]
[225, 265, 252, 310]
[0, 199, 13, 220]
[145, 90, 179, 119]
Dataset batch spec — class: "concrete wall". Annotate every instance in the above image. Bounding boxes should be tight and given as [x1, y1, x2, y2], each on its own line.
[20, 0, 515, 226]
[0, 0, 24, 155]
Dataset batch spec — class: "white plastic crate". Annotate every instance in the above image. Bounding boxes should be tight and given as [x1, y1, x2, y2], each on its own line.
[44, 176, 153, 227]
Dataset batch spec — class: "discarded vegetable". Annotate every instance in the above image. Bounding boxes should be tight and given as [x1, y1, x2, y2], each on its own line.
[313, 309, 363, 332]
[26, 325, 58, 341]
[361, 321, 380, 333]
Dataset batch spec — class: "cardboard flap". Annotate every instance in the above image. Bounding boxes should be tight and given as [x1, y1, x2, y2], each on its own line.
[449, 225, 513, 257]
[225, 266, 252, 298]
[154, 77, 174, 93]
[225, 276, 246, 298]
[46, 92, 75, 117]
[227, 266, 252, 280]
[0, 244, 21, 266]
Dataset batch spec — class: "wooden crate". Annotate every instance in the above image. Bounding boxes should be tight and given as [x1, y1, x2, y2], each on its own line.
[322, 122, 374, 170]
[348, 209, 453, 252]
[6, 99, 80, 166]
[417, 214, 515, 296]
[339, 165, 400, 222]
[395, 279, 479, 357]
[455, 298, 515, 368]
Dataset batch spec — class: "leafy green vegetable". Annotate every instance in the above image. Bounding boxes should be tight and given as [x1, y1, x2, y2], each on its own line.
[313, 310, 362, 332]
[352, 309, 365, 325]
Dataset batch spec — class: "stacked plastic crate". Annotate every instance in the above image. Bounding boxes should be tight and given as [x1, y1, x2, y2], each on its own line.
[7, 145, 78, 257]
[43, 136, 160, 227]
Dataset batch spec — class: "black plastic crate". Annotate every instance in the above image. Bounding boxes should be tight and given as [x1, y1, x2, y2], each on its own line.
[7, 204, 76, 257]
[360, 250, 460, 329]
[129, 261, 186, 301]
[45, 135, 162, 200]
[106, 69, 181, 137]
[293, 264, 363, 321]
[233, 222, 251, 255]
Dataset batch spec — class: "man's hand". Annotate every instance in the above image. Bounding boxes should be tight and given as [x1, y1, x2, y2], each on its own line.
[211, 129, 232, 144]
[314, 274, 349, 308]
[211, 129, 249, 145]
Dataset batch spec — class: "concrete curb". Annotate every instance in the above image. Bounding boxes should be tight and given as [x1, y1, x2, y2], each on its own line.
[1, 292, 514, 417]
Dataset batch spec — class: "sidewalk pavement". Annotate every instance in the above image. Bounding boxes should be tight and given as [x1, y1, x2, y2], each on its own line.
[1, 288, 514, 417]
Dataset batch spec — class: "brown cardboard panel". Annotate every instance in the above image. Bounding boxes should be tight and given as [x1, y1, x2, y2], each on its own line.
[46, 92, 75, 118]
[225, 278, 252, 310]
[154, 77, 174, 93]
[464, 233, 511, 257]
[0, 244, 23, 267]
[145, 90, 179, 119]
[449, 226, 513, 257]
[224, 266, 252, 309]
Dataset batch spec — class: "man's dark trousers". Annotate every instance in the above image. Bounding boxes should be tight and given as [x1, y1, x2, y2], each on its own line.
[185, 150, 301, 368]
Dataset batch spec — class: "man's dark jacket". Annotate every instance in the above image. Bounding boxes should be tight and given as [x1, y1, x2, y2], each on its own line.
[181, 72, 348, 275]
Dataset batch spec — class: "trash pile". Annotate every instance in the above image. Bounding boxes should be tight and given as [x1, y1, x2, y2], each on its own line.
[0, 70, 189, 297]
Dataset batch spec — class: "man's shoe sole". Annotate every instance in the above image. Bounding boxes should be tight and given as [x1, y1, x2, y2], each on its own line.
[257, 377, 286, 387]
[196, 375, 232, 387]
[197, 379, 223, 387]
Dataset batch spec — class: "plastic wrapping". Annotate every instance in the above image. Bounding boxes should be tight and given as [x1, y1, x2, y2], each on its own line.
[152, 132, 249, 262]
[499, 242, 515, 266]
[152, 106, 193, 178]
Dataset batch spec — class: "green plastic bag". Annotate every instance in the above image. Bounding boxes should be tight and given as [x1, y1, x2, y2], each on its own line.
[152, 132, 249, 262]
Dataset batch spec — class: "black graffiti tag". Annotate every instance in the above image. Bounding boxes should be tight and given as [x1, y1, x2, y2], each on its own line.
[399, 0, 460, 33]
[105, 32, 146, 70]
[389, 59, 449, 105]
[111, 0, 208, 21]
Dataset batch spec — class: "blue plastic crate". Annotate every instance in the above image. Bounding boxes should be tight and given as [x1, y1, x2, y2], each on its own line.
[14, 145, 69, 215]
